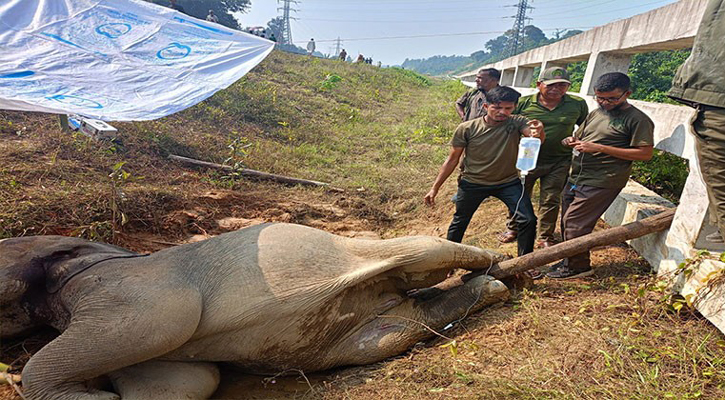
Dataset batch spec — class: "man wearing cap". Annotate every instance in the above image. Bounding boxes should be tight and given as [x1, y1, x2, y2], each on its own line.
[499, 67, 589, 250]
[455, 68, 501, 121]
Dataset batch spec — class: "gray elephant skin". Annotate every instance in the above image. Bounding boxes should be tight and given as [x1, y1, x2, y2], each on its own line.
[0, 222, 510, 400]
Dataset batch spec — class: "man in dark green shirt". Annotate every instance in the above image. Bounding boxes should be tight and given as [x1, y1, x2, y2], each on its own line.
[425, 86, 544, 258]
[502, 67, 589, 249]
[668, 0, 725, 244]
[455, 68, 500, 121]
[547, 72, 654, 279]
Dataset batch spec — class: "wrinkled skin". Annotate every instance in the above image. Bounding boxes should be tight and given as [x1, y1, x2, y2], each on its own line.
[0, 223, 510, 400]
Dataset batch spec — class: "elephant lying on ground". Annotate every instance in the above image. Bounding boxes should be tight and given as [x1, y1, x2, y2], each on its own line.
[1, 223, 510, 400]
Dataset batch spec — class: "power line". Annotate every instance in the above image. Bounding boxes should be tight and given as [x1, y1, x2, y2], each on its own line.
[292, 26, 595, 45]
[532, 0, 673, 20]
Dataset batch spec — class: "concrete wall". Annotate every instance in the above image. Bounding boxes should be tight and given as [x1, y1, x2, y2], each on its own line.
[459, 0, 725, 332]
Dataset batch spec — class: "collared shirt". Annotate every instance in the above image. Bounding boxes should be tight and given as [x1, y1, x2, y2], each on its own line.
[514, 93, 588, 163]
[456, 88, 488, 121]
[451, 115, 529, 186]
[569, 106, 655, 189]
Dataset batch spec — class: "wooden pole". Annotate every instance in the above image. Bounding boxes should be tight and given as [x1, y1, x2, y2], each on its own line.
[486, 208, 676, 279]
[168, 154, 344, 192]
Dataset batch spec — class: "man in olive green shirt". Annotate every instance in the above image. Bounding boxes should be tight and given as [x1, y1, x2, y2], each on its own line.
[425, 86, 544, 257]
[455, 68, 500, 121]
[669, 0, 725, 245]
[547, 72, 654, 279]
[502, 67, 589, 248]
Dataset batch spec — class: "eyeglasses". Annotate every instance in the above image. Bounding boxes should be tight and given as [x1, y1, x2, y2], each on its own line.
[595, 92, 627, 103]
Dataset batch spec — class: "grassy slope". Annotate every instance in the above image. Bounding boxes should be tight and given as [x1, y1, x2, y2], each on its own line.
[0, 50, 459, 243]
[1, 51, 724, 399]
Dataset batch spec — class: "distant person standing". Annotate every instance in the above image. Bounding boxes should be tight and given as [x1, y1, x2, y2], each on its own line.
[456, 68, 500, 121]
[206, 9, 218, 23]
[306, 38, 316, 56]
[169, 0, 185, 14]
[668, 0, 725, 245]
[339, 49, 347, 61]
[355, 54, 364, 63]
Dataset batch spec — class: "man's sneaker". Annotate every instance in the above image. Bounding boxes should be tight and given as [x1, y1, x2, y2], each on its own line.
[545, 260, 566, 274]
[706, 232, 724, 243]
[546, 265, 593, 279]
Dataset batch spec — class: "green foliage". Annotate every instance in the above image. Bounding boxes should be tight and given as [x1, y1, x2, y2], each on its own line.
[146, 0, 249, 30]
[319, 74, 343, 90]
[402, 25, 583, 76]
[628, 49, 691, 104]
[401, 55, 471, 76]
[566, 61, 587, 93]
[387, 67, 432, 87]
[631, 150, 689, 204]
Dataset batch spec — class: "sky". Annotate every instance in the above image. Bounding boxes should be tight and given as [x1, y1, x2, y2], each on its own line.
[236, 0, 679, 66]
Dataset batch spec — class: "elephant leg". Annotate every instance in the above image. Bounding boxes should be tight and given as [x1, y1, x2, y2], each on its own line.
[327, 275, 509, 367]
[109, 361, 219, 400]
[22, 287, 203, 400]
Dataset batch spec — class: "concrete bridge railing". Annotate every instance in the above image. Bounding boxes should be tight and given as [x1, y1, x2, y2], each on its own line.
[458, 0, 725, 331]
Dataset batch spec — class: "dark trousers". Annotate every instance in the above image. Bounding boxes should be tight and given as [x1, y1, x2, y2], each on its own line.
[447, 178, 537, 256]
[506, 156, 571, 241]
[560, 183, 622, 270]
[693, 106, 725, 239]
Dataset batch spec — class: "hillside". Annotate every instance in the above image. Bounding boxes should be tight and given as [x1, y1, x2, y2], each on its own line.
[1, 50, 723, 399]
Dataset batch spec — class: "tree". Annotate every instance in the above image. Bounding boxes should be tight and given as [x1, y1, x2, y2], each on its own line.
[559, 30, 583, 40]
[147, 0, 250, 30]
[522, 25, 547, 49]
[628, 49, 691, 103]
[266, 16, 285, 42]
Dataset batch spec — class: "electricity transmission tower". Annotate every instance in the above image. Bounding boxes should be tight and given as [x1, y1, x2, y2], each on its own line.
[277, 0, 299, 46]
[333, 37, 342, 57]
[506, 0, 533, 57]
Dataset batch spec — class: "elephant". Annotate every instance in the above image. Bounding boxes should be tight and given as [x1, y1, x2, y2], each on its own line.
[0, 222, 511, 400]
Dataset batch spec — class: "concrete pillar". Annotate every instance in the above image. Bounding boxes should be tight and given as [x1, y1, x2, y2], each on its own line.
[501, 68, 515, 86]
[580, 52, 632, 96]
[513, 66, 535, 88]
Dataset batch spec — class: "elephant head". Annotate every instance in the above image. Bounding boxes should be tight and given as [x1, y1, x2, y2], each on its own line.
[0, 236, 140, 337]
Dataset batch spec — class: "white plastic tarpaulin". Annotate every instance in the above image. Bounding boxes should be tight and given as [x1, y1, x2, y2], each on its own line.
[0, 0, 274, 121]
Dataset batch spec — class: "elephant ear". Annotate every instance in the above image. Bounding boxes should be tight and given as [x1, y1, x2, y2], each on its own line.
[37, 240, 143, 293]
[0, 237, 35, 305]
[0, 236, 142, 297]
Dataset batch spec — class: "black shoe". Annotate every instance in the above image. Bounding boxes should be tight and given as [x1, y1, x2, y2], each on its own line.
[706, 232, 724, 243]
[545, 260, 566, 274]
[546, 265, 593, 279]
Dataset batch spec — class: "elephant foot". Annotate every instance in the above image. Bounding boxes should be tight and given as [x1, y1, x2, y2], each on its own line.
[110, 360, 220, 400]
[323, 274, 510, 368]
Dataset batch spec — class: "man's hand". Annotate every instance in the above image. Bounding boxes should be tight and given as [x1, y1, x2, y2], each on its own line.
[573, 141, 601, 154]
[527, 119, 544, 138]
[424, 188, 438, 206]
[561, 136, 577, 146]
